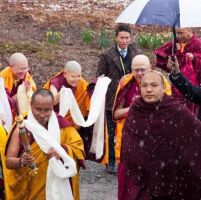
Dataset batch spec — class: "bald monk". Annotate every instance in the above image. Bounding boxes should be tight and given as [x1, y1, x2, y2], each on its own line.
[121, 71, 201, 200]
[44, 61, 108, 164]
[5, 89, 85, 200]
[113, 55, 171, 200]
[0, 52, 36, 114]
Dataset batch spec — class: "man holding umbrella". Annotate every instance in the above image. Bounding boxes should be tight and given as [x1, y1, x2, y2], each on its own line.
[155, 28, 201, 114]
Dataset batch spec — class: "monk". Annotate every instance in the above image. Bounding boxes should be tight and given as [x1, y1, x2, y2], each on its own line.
[113, 55, 171, 200]
[121, 71, 201, 200]
[44, 61, 108, 164]
[0, 52, 36, 114]
[155, 28, 201, 114]
[5, 89, 85, 200]
[43, 60, 90, 125]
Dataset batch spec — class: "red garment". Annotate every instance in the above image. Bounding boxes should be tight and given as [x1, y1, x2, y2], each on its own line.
[121, 96, 201, 200]
[155, 35, 201, 114]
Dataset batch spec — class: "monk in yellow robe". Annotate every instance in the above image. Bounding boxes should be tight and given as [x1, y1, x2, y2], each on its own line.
[44, 61, 108, 164]
[112, 55, 171, 200]
[5, 89, 85, 200]
[0, 52, 36, 116]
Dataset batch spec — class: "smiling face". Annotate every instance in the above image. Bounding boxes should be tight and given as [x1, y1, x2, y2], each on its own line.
[140, 71, 165, 104]
[64, 70, 81, 88]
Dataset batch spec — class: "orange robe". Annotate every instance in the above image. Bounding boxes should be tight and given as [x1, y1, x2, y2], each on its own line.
[113, 73, 172, 163]
[0, 66, 36, 96]
[5, 122, 85, 200]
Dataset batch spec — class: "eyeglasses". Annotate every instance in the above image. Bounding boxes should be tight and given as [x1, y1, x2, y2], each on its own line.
[11, 64, 30, 72]
[132, 68, 148, 73]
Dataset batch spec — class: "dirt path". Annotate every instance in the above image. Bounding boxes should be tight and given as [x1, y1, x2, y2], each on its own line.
[80, 161, 117, 200]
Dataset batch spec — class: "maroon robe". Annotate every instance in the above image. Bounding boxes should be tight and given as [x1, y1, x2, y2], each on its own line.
[155, 35, 201, 114]
[121, 95, 201, 200]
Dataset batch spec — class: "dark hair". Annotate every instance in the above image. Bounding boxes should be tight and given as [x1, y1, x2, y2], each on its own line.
[115, 23, 131, 36]
[31, 88, 54, 103]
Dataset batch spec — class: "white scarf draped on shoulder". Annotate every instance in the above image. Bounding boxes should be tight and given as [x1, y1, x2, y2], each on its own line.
[24, 110, 76, 200]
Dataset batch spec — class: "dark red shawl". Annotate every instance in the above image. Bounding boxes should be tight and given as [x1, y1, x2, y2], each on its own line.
[121, 95, 201, 199]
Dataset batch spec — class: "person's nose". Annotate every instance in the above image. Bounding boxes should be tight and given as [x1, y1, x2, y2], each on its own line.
[146, 85, 152, 92]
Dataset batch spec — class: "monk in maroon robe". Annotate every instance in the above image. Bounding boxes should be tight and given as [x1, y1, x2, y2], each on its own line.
[121, 71, 201, 200]
[155, 28, 201, 115]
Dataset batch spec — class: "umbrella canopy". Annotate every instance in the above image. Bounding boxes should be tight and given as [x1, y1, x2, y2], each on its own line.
[115, 0, 201, 28]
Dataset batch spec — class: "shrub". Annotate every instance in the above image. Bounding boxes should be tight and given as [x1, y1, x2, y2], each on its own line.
[81, 29, 95, 44]
[46, 31, 62, 45]
[98, 29, 113, 50]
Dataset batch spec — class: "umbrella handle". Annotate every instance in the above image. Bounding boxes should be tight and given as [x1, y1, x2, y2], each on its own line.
[172, 26, 176, 57]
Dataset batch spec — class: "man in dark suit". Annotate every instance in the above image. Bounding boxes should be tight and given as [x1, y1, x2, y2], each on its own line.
[168, 56, 201, 120]
[96, 24, 138, 174]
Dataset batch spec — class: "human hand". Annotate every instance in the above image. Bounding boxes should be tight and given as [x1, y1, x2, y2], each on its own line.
[21, 152, 34, 167]
[24, 80, 31, 92]
[47, 148, 60, 160]
[167, 56, 180, 75]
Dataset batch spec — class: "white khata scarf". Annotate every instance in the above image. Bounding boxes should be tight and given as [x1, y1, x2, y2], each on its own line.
[24, 110, 76, 200]
[0, 78, 12, 132]
[59, 76, 111, 159]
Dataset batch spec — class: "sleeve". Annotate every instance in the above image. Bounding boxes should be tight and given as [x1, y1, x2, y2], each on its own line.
[96, 54, 108, 77]
[169, 73, 201, 105]
[61, 127, 85, 166]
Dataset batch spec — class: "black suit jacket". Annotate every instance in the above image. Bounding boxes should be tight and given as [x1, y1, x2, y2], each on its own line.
[96, 44, 138, 110]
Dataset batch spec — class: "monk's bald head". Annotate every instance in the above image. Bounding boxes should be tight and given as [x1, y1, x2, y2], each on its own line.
[140, 70, 165, 104]
[131, 55, 151, 84]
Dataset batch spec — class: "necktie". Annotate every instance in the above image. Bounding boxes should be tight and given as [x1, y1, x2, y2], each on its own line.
[120, 49, 127, 58]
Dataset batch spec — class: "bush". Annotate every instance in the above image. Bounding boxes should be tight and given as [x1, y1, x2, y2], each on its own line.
[46, 31, 62, 45]
[98, 29, 113, 50]
[81, 29, 95, 44]
[136, 32, 172, 50]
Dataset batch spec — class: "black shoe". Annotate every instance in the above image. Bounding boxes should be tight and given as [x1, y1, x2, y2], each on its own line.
[106, 165, 117, 174]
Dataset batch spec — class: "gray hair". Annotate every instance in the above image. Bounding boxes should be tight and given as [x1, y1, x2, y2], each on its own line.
[9, 52, 28, 66]
[64, 61, 81, 73]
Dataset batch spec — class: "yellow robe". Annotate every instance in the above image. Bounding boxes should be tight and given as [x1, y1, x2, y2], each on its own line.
[0, 125, 10, 200]
[113, 73, 172, 163]
[0, 66, 36, 94]
[5, 124, 85, 200]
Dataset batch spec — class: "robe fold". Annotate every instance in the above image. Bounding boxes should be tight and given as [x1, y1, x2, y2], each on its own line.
[121, 96, 201, 200]
[5, 115, 85, 200]
[0, 125, 9, 200]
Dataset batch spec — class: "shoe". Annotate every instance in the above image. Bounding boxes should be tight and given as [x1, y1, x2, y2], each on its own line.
[106, 165, 117, 174]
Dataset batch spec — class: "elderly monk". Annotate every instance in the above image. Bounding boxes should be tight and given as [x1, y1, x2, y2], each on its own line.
[155, 28, 201, 114]
[0, 53, 36, 114]
[121, 71, 201, 200]
[113, 55, 171, 200]
[5, 89, 85, 200]
[44, 61, 108, 164]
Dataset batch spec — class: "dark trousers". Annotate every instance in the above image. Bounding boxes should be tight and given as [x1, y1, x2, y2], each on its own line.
[106, 110, 116, 166]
